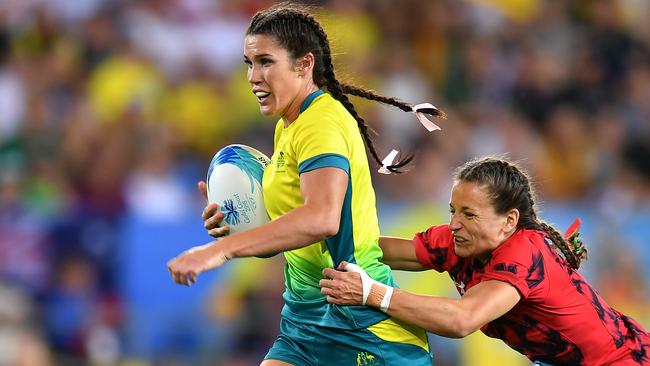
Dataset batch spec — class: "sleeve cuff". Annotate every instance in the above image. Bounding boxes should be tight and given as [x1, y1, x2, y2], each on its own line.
[413, 233, 433, 269]
[298, 153, 350, 175]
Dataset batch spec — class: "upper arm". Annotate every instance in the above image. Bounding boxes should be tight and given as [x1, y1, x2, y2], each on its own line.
[299, 167, 348, 234]
[457, 280, 521, 335]
[379, 236, 428, 271]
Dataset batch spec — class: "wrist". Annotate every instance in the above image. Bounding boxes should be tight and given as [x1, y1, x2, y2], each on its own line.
[198, 239, 230, 265]
[366, 284, 387, 309]
[343, 263, 394, 313]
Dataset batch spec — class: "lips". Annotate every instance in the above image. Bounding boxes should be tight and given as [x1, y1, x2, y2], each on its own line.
[453, 235, 469, 245]
[253, 90, 270, 102]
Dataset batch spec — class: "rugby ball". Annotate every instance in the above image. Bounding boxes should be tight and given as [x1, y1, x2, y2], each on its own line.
[206, 144, 270, 234]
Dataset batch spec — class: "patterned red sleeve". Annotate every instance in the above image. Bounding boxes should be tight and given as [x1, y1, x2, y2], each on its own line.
[412, 225, 456, 272]
[480, 232, 547, 301]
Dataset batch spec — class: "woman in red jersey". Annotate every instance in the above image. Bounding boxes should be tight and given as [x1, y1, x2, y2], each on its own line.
[321, 156, 650, 366]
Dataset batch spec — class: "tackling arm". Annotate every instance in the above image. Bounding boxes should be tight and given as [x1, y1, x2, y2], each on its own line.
[321, 264, 521, 338]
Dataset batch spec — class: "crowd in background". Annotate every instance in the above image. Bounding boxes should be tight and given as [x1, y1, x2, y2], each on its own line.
[0, 0, 649, 365]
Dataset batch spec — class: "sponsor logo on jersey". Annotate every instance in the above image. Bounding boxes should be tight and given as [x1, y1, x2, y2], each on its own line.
[356, 351, 378, 366]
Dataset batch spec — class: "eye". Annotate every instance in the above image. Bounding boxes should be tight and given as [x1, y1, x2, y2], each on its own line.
[260, 58, 273, 66]
[464, 212, 476, 219]
[243, 59, 252, 67]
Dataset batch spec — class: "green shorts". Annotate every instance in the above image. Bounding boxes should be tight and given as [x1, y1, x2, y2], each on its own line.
[264, 315, 433, 366]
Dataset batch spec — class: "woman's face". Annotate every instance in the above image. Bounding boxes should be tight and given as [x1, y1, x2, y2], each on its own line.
[448, 181, 517, 261]
[244, 34, 308, 121]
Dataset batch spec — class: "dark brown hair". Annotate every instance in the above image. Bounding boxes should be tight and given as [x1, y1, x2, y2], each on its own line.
[246, 2, 444, 173]
[455, 157, 587, 269]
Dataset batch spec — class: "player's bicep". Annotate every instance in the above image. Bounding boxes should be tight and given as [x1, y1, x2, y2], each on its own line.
[299, 167, 348, 234]
[379, 236, 428, 271]
[459, 280, 521, 333]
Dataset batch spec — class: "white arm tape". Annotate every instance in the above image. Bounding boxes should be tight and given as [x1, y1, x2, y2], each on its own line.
[379, 286, 393, 313]
[344, 262, 393, 313]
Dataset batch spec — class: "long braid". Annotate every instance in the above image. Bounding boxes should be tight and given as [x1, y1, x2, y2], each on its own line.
[519, 169, 585, 270]
[298, 14, 413, 173]
[539, 222, 583, 270]
[341, 83, 446, 118]
[247, 4, 445, 173]
[502, 161, 585, 270]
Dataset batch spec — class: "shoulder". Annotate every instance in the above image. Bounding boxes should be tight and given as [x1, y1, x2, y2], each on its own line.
[415, 225, 453, 246]
[482, 229, 548, 299]
[491, 229, 546, 262]
[298, 93, 352, 129]
[413, 225, 455, 270]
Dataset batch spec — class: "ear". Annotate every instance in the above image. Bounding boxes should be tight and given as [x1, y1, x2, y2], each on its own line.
[503, 208, 519, 233]
[295, 52, 315, 76]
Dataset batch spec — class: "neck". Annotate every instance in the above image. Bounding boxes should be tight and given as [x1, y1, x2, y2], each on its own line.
[283, 84, 319, 126]
[477, 229, 517, 263]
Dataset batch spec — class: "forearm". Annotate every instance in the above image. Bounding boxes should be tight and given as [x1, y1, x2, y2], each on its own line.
[384, 289, 474, 338]
[215, 204, 334, 259]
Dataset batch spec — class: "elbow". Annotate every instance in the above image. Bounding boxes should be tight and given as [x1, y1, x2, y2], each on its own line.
[317, 215, 340, 238]
[447, 316, 477, 338]
[305, 207, 340, 238]
[300, 204, 341, 241]
[447, 326, 472, 339]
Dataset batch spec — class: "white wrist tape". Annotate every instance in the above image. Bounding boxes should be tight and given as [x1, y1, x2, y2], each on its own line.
[344, 262, 394, 313]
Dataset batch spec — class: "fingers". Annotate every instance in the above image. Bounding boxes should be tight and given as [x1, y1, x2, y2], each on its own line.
[204, 210, 224, 229]
[203, 204, 230, 238]
[202, 203, 219, 221]
[337, 261, 349, 270]
[198, 181, 208, 201]
[322, 267, 339, 279]
[319, 278, 334, 289]
[207, 226, 230, 238]
[319, 279, 342, 304]
[167, 258, 199, 286]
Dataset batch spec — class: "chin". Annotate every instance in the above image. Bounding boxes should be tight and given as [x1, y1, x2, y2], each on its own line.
[453, 244, 473, 258]
[259, 106, 274, 116]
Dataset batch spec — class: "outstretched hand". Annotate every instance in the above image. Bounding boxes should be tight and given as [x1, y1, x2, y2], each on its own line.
[198, 180, 230, 238]
[167, 241, 229, 286]
[320, 261, 365, 306]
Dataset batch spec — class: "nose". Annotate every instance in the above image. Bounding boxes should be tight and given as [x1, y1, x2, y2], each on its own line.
[448, 213, 461, 232]
[247, 64, 262, 84]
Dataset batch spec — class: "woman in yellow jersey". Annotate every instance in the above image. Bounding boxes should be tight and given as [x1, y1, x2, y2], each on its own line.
[167, 3, 443, 365]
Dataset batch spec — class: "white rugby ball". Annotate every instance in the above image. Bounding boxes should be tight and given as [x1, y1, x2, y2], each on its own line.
[206, 144, 270, 234]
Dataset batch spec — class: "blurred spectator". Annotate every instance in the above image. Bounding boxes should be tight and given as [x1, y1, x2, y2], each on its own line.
[533, 105, 597, 201]
[0, 0, 649, 365]
[0, 281, 53, 366]
[44, 252, 122, 365]
[0, 165, 51, 294]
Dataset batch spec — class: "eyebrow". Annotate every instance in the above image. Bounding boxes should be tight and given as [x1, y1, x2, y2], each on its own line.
[449, 203, 475, 212]
[244, 53, 274, 60]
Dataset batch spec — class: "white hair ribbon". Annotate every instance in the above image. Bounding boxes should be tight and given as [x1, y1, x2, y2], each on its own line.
[378, 103, 443, 175]
[378, 149, 399, 175]
[412, 103, 442, 132]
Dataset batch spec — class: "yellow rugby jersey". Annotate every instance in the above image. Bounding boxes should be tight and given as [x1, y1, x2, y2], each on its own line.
[262, 90, 396, 329]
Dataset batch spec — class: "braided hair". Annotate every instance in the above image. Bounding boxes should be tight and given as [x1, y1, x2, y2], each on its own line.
[455, 157, 587, 269]
[246, 2, 444, 173]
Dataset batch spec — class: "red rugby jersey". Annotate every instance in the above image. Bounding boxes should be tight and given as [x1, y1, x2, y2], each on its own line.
[413, 225, 650, 366]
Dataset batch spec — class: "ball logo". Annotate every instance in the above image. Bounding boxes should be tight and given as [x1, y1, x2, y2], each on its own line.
[222, 199, 241, 226]
[223, 193, 258, 225]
